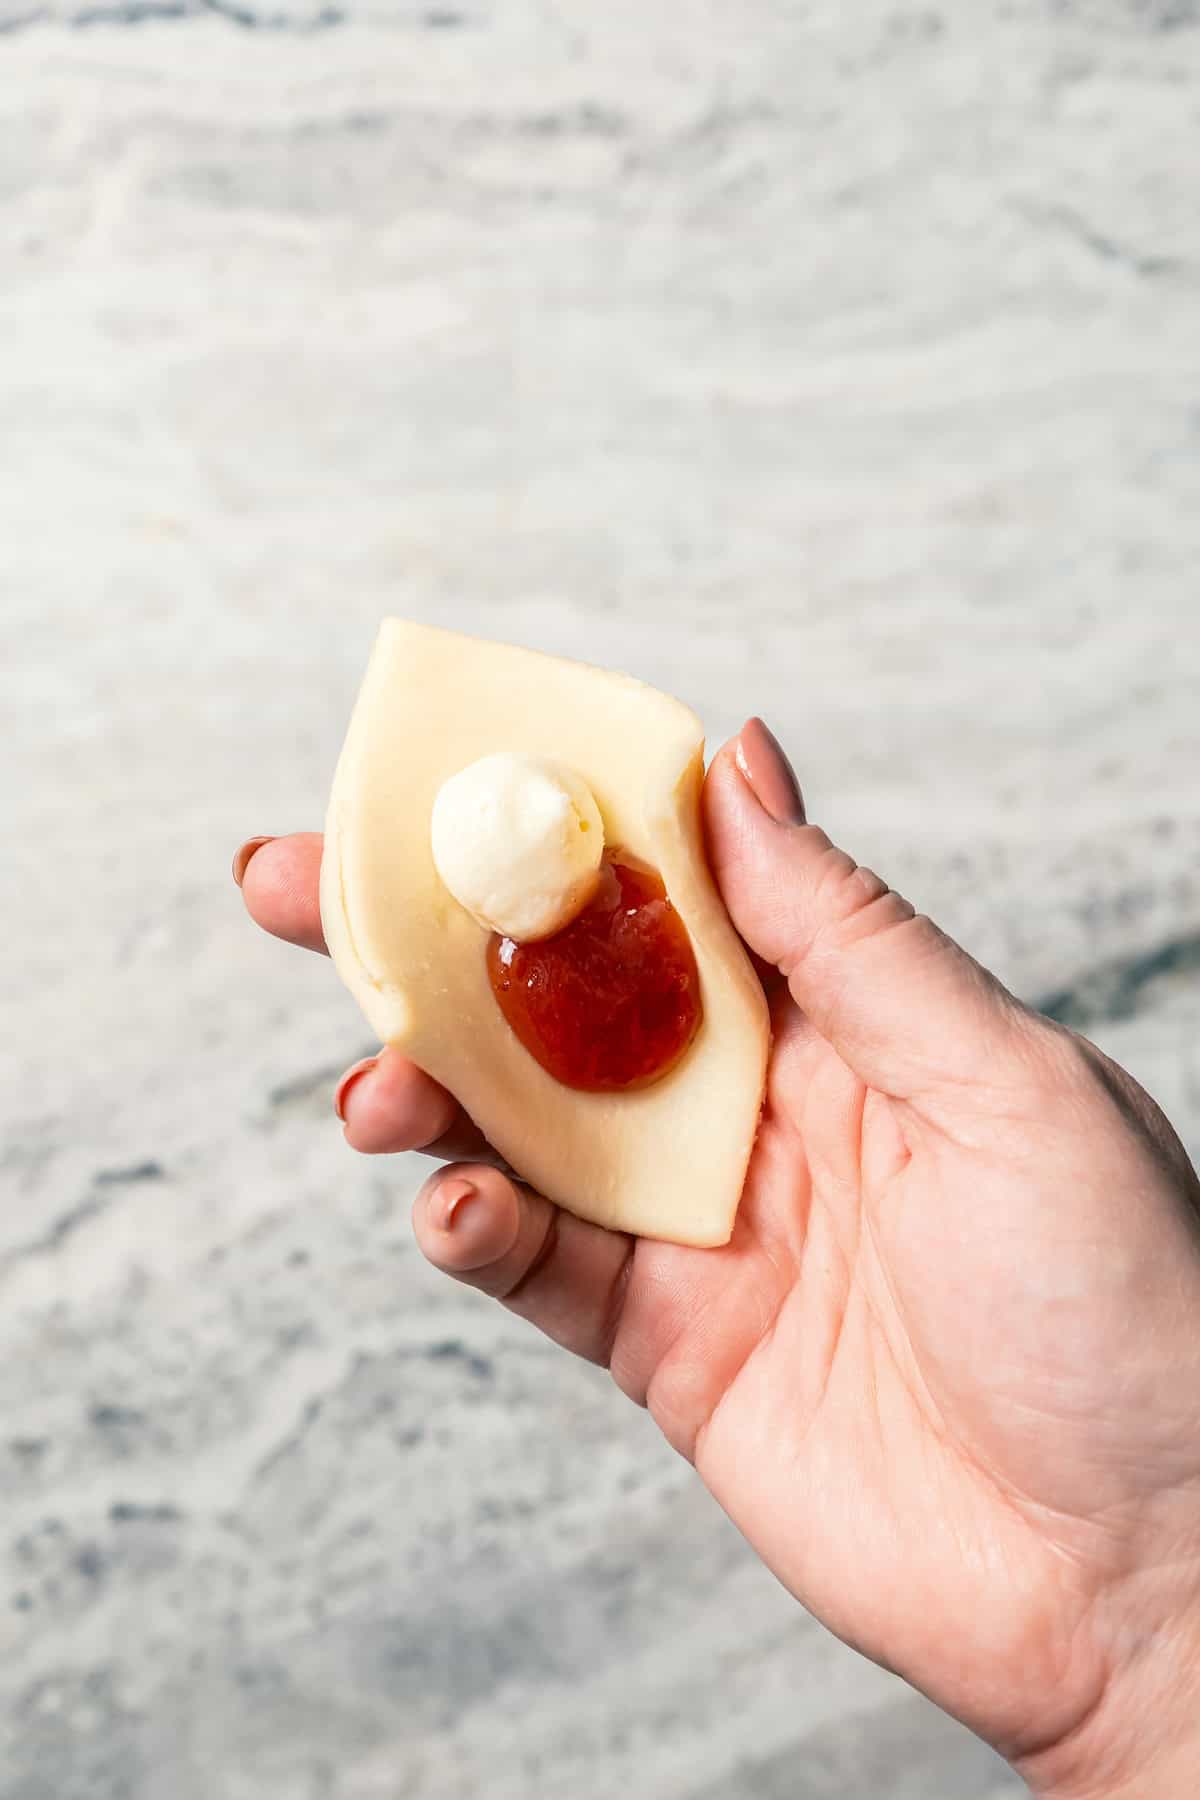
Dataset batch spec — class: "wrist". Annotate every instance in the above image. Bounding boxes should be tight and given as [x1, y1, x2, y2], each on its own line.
[1030, 1737, 1200, 1800]
[1019, 1617, 1200, 1800]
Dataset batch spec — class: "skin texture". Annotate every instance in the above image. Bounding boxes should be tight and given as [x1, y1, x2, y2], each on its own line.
[237, 719, 1200, 1798]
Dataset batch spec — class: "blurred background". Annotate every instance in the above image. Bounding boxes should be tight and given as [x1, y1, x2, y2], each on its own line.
[3, 2, 1199, 1795]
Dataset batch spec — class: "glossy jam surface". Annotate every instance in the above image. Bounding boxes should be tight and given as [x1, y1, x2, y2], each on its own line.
[486, 851, 702, 1091]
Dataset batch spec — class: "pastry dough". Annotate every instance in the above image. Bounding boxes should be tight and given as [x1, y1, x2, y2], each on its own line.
[321, 620, 769, 1247]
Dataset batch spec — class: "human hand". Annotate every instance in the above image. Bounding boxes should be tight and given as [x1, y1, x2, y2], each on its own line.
[236, 720, 1200, 1797]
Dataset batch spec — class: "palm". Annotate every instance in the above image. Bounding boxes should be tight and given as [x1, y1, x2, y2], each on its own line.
[617, 995, 1200, 1759]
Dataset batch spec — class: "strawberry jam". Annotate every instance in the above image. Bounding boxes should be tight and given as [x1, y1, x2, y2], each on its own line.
[486, 851, 702, 1091]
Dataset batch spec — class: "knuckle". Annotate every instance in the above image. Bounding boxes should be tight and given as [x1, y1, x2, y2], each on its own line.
[1019, 1011, 1105, 1091]
[498, 1199, 559, 1304]
[810, 847, 916, 953]
[812, 846, 862, 914]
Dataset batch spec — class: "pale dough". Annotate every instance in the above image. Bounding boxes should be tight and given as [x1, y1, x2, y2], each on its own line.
[320, 620, 770, 1247]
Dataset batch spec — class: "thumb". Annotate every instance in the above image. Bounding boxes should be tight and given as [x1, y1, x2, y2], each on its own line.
[703, 719, 1032, 1100]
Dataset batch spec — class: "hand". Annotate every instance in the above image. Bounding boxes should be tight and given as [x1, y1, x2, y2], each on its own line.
[236, 720, 1200, 1797]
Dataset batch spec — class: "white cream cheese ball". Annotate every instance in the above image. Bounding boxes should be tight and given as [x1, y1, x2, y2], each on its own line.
[430, 752, 605, 942]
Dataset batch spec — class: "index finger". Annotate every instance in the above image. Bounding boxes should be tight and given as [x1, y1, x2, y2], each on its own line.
[236, 831, 328, 954]
[236, 830, 492, 1157]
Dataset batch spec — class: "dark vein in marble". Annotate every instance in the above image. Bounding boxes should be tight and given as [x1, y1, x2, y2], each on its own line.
[1049, 0, 1200, 29]
[252, 1394, 325, 1482]
[0, 1, 477, 29]
[1, 1161, 163, 1269]
[1016, 198, 1186, 279]
[109, 1500, 183, 1524]
[198, 0, 344, 31]
[248, 1340, 492, 1485]
[1035, 930, 1200, 1029]
[0, 0, 340, 29]
[93, 1159, 165, 1187]
[424, 1336, 493, 1380]
[89, 1401, 147, 1432]
[9, 1436, 50, 1469]
[7, 1193, 109, 1261]
[267, 1050, 373, 1114]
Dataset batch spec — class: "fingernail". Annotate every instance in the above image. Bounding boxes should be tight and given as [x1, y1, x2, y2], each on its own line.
[232, 836, 275, 887]
[333, 1055, 379, 1123]
[438, 1177, 476, 1232]
[736, 718, 806, 825]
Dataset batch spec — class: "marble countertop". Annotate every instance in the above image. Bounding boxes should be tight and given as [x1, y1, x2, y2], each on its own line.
[3, 3, 1198, 1795]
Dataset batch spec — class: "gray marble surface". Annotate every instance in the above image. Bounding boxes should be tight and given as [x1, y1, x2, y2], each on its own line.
[3, 3, 1199, 1795]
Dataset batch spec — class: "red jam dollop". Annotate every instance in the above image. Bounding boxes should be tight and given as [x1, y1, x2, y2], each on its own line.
[486, 851, 702, 1091]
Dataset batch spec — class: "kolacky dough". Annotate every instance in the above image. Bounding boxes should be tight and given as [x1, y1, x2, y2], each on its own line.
[320, 619, 770, 1247]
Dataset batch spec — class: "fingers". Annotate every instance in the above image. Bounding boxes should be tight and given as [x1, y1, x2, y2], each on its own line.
[414, 1163, 634, 1366]
[237, 832, 327, 954]
[335, 1048, 493, 1163]
[332, 1045, 630, 1366]
[237, 833, 501, 1163]
[703, 721, 1032, 1100]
